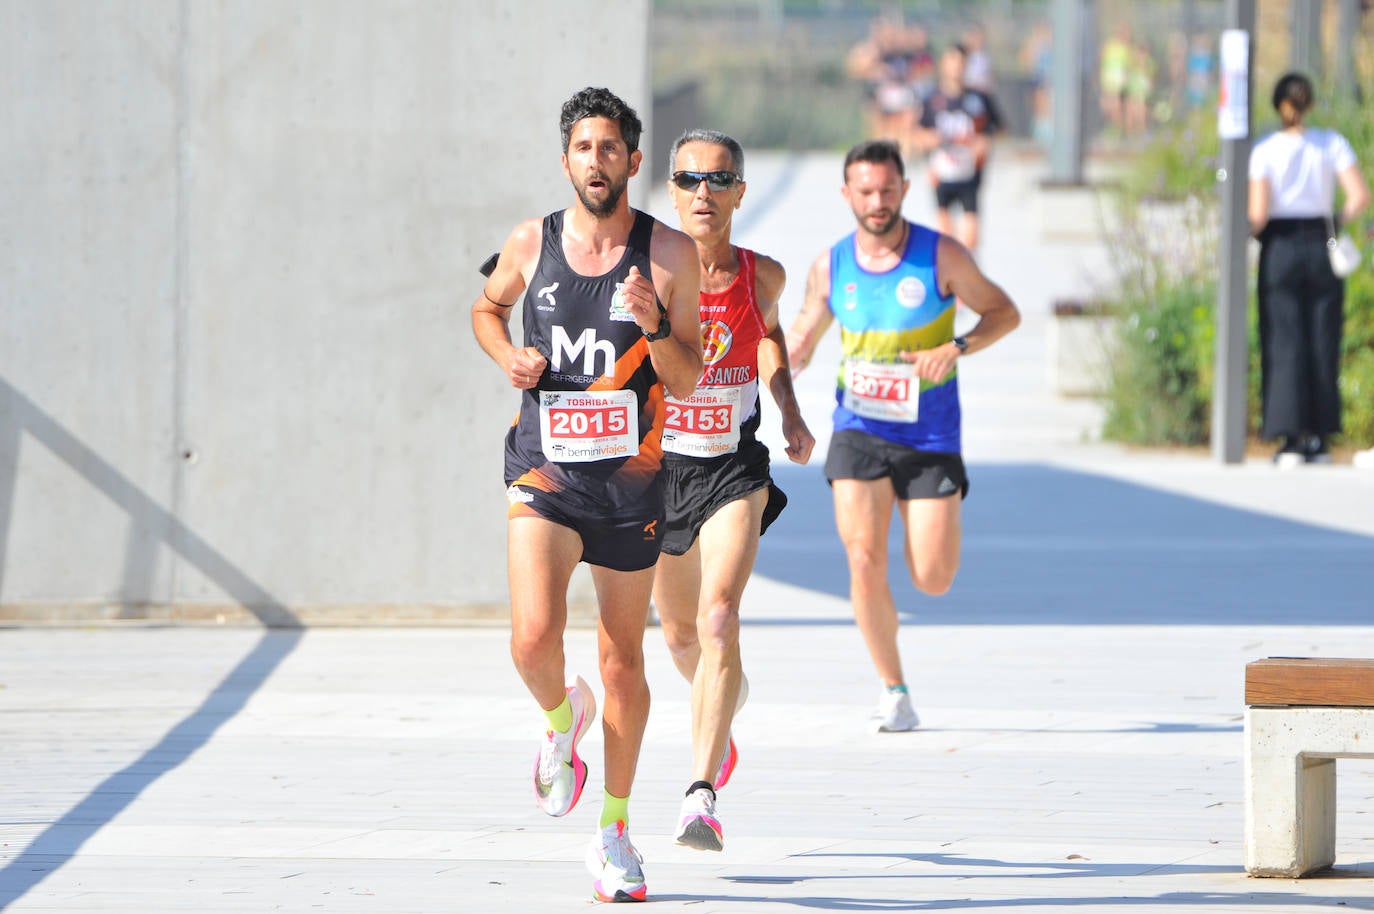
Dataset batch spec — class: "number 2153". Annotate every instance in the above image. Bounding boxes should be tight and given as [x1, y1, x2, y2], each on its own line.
[666, 403, 731, 433]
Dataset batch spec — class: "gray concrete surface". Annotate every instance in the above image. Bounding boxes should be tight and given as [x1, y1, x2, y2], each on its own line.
[4, 146, 1374, 911]
[0, 1, 650, 621]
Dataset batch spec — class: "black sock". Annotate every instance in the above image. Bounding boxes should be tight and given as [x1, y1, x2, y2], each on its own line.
[686, 779, 715, 799]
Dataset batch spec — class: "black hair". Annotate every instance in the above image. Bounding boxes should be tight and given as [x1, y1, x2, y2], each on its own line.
[668, 128, 745, 178]
[1272, 72, 1314, 126]
[559, 87, 643, 153]
[843, 139, 905, 181]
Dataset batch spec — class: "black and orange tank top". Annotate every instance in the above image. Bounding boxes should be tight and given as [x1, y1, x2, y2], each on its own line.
[503, 208, 667, 507]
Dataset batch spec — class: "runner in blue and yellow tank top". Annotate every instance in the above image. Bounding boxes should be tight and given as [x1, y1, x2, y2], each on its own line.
[829, 220, 960, 453]
[788, 139, 1020, 734]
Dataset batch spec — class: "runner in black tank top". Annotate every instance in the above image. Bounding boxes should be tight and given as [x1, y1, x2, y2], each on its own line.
[504, 208, 668, 517]
[470, 88, 703, 903]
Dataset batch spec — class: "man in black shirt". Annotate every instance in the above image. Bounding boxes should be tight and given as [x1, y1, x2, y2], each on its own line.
[915, 44, 1002, 253]
[472, 86, 702, 903]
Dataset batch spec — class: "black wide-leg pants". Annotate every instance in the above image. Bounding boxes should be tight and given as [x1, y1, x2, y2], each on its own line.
[1256, 218, 1345, 441]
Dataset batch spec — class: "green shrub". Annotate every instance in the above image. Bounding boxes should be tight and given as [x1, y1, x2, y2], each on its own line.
[1117, 107, 1220, 202]
[1341, 267, 1374, 444]
[1102, 280, 1215, 446]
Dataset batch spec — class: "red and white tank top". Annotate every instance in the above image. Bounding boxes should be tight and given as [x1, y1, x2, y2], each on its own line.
[661, 247, 767, 459]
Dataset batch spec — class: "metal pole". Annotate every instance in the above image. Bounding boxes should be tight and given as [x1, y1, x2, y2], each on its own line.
[1289, 0, 1322, 79]
[1047, 0, 1086, 185]
[1213, 0, 1254, 465]
[1336, 0, 1362, 103]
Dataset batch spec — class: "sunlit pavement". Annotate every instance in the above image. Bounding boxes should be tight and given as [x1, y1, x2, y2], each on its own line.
[3, 149, 1374, 913]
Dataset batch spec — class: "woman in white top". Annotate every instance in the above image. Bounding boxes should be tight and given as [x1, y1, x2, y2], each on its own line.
[1248, 72, 1369, 465]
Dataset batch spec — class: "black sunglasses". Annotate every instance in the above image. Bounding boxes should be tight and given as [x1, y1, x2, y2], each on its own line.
[670, 170, 741, 192]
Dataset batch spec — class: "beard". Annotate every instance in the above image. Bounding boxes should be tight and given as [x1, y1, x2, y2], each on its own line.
[575, 172, 628, 217]
[859, 209, 902, 236]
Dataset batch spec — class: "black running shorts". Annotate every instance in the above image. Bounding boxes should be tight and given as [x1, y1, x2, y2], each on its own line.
[506, 480, 665, 572]
[660, 439, 787, 556]
[824, 429, 969, 500]
[935, 174, 982, 214]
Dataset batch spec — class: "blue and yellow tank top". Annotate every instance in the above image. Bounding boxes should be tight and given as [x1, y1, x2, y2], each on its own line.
[828, 222, 960, 453]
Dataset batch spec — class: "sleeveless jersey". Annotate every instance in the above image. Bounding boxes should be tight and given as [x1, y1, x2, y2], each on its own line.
[504, 208, 666, 511]
[662, 247, 767, 459]
[918, 89, 1001, 184]
[828, 221, 961, 452]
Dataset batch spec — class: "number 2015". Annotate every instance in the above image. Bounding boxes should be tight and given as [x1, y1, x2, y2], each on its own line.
[550, 407, 626, 437]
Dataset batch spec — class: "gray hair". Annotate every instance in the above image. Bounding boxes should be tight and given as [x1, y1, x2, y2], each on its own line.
[668, 128, 745, 178]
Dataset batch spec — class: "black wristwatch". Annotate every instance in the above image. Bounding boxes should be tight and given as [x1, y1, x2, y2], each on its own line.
[952, 335, 969, 353]
[643, 305, 671, 341]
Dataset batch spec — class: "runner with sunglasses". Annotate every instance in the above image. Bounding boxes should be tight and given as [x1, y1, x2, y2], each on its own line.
[787, 139, 1019, 732]
[472, 87, 702, 903]
[654, 129, 815, 852]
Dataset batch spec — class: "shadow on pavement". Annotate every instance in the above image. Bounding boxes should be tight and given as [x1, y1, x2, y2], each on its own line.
[755, 462, 1374, 626]
[0, 380, 303, 909]
[672, 853, 1374, 909]
[656, 887, 1374, 911]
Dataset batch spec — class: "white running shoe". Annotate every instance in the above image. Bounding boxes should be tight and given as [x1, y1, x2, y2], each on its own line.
[533, 675, 596, 817]
[674, 786, 724, 852]
[713, 735, 739, 790]
[712, 673, 748, 789]
[873, 688, 920, 732]
[586, 819, 647, 902]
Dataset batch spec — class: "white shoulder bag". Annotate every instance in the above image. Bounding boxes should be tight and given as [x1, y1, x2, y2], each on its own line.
[1326, 214, 1361, 277]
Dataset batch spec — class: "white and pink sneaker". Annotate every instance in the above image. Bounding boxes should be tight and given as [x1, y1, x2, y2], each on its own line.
[674, 786, 723, 852]
[533, 675, 596, 817]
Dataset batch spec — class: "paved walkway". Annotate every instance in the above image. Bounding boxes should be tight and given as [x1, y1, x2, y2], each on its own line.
[4, 150, 1374, 912]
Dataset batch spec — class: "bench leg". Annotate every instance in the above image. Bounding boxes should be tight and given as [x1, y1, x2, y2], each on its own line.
[1245, 709, 1337, 877]
[1299, 756, 1337, 871]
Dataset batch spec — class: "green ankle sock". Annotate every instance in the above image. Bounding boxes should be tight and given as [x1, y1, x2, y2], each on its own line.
[543, 694, 573, 733]
[887, 683, 909, 695]
[600, 789, 629, 829]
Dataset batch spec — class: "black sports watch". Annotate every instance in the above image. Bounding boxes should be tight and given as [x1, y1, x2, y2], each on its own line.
[643, 305, 671, 341]
[952, 335, 969, 354]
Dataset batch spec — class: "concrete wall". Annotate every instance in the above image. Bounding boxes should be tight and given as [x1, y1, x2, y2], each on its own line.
[0, 0, 651, 623]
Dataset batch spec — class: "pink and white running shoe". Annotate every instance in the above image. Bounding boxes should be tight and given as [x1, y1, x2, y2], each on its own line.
[533, 675, 596, 817]
[674, 785, 724, 852]
[713, 735, 739, 790]
[587, 819, 648, 902]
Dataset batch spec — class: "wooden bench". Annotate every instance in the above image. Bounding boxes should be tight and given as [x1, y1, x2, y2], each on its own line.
[1245, 657, 1374, 877]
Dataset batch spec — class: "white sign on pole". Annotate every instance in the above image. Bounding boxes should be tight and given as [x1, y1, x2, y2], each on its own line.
[1218, 29, 1249, 140]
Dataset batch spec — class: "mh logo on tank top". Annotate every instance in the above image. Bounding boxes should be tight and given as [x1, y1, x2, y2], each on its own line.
[550, 325, 614, 378]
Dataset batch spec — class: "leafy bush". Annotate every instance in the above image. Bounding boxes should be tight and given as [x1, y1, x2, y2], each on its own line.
[1102, 280, 1216, 445]
[1340, 267, 1374, 443]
